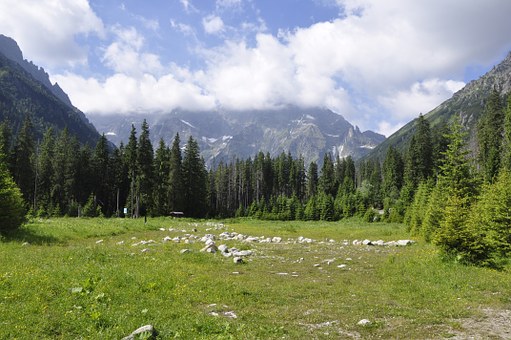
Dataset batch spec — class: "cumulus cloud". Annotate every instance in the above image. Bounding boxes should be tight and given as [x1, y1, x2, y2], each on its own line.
[102, 26, 164, 76]
[203, 15, 225, 35]
[0, 0, 104, 68]
[378, 79, 465, 121]
[10, 0, 511, 135]
[53, 70, 216, 115]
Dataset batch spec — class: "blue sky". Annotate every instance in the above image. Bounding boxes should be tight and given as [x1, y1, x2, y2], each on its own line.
[1, 0, 511, 136]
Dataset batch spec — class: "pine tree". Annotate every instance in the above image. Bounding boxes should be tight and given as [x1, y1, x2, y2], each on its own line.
[182, 136, 207, 217]
[478, 89, 503, 182]
[35, 128, 55, 215]
[502, 95, 511, 171]
[125, 125, 138, 217]
[306, 161, 318, 199]
[0, 154, 25, 232]
[319, 154, 336, 197]
[432, 118, 479, 259]
[12, 115, 35, 204]
[137, 120, 154, 215]
[153, 138, 170, 216]
[382, 146, 404, 201]
[464, 170, 511, 268]
[168, 133, 183, 213]
[92, 134, 110, 215]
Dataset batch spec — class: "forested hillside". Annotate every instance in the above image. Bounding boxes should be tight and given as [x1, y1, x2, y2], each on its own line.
[0, 45, 101, 146]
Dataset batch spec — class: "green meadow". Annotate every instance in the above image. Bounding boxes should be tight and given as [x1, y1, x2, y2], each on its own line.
[1, 218, 510, 339]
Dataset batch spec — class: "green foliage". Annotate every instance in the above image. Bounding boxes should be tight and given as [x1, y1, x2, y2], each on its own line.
[463, 170, 511, 268]
[0, 155, 25, 232]
[81, 194, 102, 218]
[477, 89, 503, 183]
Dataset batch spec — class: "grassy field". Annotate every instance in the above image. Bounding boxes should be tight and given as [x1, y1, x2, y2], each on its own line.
[1, 217, 510, 339]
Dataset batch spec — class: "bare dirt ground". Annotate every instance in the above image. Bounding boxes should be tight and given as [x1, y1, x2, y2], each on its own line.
[450, 308, 511, 339]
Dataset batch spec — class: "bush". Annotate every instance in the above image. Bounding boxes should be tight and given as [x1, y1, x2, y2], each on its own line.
[0, 161, 26, 233]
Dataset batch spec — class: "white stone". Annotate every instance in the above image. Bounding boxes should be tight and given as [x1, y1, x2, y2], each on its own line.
[397, 239, 414, 246]
[357, 319, 371, 326]
[233, 250, 253, 257]
[163, 236, 172, 242]
[233, 257, 243, 264]
[96, 239, 104, 244]
[218, 244, 229, 253]
[337, 264, 347, 268]
[271, 237, 282, 243]
[121, 325, 156, 340]
[180, 249, 191, 254]
[362, 239, 372, 245]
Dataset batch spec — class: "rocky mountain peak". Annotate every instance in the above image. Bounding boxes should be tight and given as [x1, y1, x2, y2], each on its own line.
[0, 34, 72, 107]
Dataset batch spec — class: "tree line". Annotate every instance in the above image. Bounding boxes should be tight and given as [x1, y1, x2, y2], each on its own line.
[1, 91, 511, 267]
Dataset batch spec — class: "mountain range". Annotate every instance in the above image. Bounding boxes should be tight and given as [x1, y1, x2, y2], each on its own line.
[2, 33, 511, 169]
[90, 108, 385, 166]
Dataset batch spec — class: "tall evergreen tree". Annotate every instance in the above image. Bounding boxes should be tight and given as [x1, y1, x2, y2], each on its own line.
[137, 119, 154, 215]
[168, 133, 183, 213]
[306, 161, 318, 199]
[319, 153, 336, 197]
[35, 128, 55, 215]
[92, 134, 110, 214]
[502, 95, 511, 171]
[12, 115, 35, 205]
[0, 154, 25, 232]
[432, 119, 479, 258]
[478, 89, 503, 182]
[153, 138, 170, 216]
[125, 125, 138, 217]
[381, 146, 404, 200]
[182, 136, 207, 217]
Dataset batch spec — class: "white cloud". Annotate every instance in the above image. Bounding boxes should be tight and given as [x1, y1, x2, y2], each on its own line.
[378, 79, 465, 121]
[102, 26, 163, 76]
[53, 71, 216, 115]
[19, 0, 511, 136]
[203, 15, 225, 35]
[0, 0, 104, 68]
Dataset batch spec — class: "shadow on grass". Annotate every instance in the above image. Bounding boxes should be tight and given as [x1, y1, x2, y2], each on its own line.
[1, 227, 61, 245]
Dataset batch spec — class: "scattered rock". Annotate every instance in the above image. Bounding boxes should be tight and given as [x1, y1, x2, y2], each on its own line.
[162, 236, 172, 242]
[224, 311, 238, 319]
[218, 244, 229, 253]
[121, 325, 157, 340]
[21, 242, 30, 246]
[357, 319, 371, 326]
[272, 236, 282, 243]
[337, 264, 347, 269]
[180, 249, 191, 254]
[233, 256, 243, 264]
[362, 239, 372, 246]
[141, 248, 150, 253]
[95, 239, 104, 244]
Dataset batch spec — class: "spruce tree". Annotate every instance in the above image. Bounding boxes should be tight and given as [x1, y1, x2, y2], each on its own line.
[13, 115, 35, 204]
[0, 154, 25, 232]
[502, 95, 511, 171]
[306, 161, 318, 199]
[137, 120, 154, 215]
[168, 133, 183, 213]
[432, 119, 479, 259]
[478, 89, 503, 182]
[153, 138, 170, 216]
[182, 136, 207, 217]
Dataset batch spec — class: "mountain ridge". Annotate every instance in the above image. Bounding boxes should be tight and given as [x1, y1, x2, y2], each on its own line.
[90, 107, 385, 166]
[364, 51, 511, 162]
[0, 35, 101, 146]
